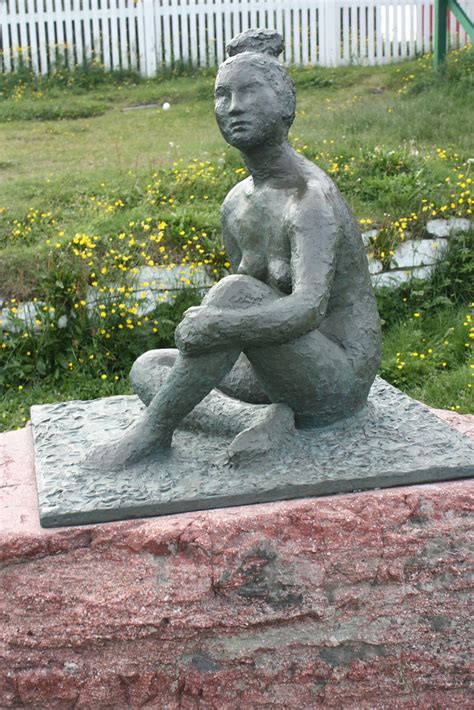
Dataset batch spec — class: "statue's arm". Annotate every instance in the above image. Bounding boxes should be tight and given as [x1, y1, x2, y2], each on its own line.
[223, 230, 242, 273]
[221, 193, 242, 273]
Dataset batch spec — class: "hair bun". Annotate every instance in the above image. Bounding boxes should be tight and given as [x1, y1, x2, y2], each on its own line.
[226, 29, 284, 59]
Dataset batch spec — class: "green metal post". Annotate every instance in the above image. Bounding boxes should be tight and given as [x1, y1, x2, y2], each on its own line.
[434, 0, 448, 70]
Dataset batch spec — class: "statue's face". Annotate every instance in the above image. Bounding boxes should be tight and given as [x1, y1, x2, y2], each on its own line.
[215, 57, 287, 150]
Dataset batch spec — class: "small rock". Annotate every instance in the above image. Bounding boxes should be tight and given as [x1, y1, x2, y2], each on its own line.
[426, 217, 471, 238]
[372, 265, 434, 289]
[391, 238, 448, 269]
[0, 301, 43, 333]
[371, 270, 411, 288]
[87, 264, 213, 317]
[361, 229, 379, 246]
[367, 256, 383, 275]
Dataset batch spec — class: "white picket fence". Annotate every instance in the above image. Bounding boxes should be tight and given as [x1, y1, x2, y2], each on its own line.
[0, 0, 472, 75]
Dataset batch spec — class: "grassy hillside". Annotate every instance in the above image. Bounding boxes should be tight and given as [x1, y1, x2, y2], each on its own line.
[0, 48, 472, 430]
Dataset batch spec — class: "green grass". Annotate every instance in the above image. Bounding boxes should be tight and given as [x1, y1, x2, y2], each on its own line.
[0, 49, 473, 431]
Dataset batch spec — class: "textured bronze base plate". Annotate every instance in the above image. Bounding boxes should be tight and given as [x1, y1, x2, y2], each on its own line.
[31, 378, 474, 527]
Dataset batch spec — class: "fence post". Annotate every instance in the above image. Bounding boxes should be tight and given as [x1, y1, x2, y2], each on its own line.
[433, 0, 448, 68]
[141, 0, 158, 77]
[321, 0, 340, 66]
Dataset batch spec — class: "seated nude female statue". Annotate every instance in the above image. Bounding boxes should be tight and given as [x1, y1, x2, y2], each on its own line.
[91, 29, 381, 469]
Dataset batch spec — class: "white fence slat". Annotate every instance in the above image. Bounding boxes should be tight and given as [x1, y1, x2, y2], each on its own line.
[223, 0, 231, 49]
[0, 1, 11, 72]
[367, 0, 375, 62]
[43, 0, 55, 69]
[351, 2, 358, 61]
[360, 2, 368, 60]
[2, 0, 473, 76]
[384, 0, 392, 62]
[27, 0, 40, 73]
[196, 0, 206, 66]
[181, 0, 190, 63]
[341, 2, 350, 63]
[215, 0, 224, 64]
[409, 1, 417, 57]
[171, 0, 181, 64]
[128, 0, 136, 69]
[422, 0, 430, 53]
[161, 0, 172, 67]
[401, 0, 408, 56]
[188, 0, 199, 65]
[89, 0, 101, 62]
[405, 0, 412, 56]
[301, 4, 309, 64]
[117, 0, 128, 67]
[109, 0, 120, 69]
[101, 0, 111, 70]
[75, 0, 86, 65]
[239, 0, 249, 34]
[308, 4, 317, 64]
[415, 0, 422, 53]
[283, 1, 291, 63]
[292, 7, 299, 65]
[36, 0, 49, 73]
[62, 0, 74, 67]
[249, 0, 258, 30]
[136, 0, 147, 71]
[8, 1, 17, 71]
[367, 2, 374, 61]
[51, 0, 63, 67]
[394, 0, 400, 57]
[274, 1, 283, 42]
[15, 0, 28, 69]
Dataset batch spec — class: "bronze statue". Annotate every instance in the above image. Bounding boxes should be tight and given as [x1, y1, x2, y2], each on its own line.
[89, 29, 381, 469]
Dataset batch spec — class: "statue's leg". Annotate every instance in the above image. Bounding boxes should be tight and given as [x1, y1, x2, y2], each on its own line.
[130, 350, 269, 408]
[89, 275, 287, 468]
[130, 348, 289, 451]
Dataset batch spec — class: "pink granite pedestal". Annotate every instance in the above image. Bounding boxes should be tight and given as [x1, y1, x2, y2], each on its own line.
[1, 412, 473, 709]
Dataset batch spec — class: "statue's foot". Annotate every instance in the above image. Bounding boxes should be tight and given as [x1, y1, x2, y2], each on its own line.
[84, 415, 172, 470]
[228, 403, 295, 463]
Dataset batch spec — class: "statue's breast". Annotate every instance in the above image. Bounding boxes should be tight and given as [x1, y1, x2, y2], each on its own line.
[224, 183, 293, 289]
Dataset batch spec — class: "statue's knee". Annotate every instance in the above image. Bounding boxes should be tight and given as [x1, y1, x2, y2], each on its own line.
[130, 349, 177, 381]
[203, 274, 273, 307]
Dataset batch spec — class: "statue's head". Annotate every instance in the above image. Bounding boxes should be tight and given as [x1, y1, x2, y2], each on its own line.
[215, 29, 296, 151]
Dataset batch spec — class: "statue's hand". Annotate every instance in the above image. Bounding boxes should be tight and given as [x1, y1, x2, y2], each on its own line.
[175, 306, 221, 355]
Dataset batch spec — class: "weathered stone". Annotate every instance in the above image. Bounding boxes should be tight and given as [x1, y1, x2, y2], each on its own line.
[360, 228, 379, 246]
[372, 266, 434, 288]
[0, 301, 44, 333]
[391, 238, 448, 269]
[30, 378, 474, 527]
[367, 256, 382, 275]
[132, 265, 212, 313]
[1, 412, 473, 708]
[426, 217, 471, 238]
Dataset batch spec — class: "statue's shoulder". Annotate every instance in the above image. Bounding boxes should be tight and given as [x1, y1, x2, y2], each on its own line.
[221, 176, 252, 217]
[288, 166, 336, 215]
[304, 160, 336, 196]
